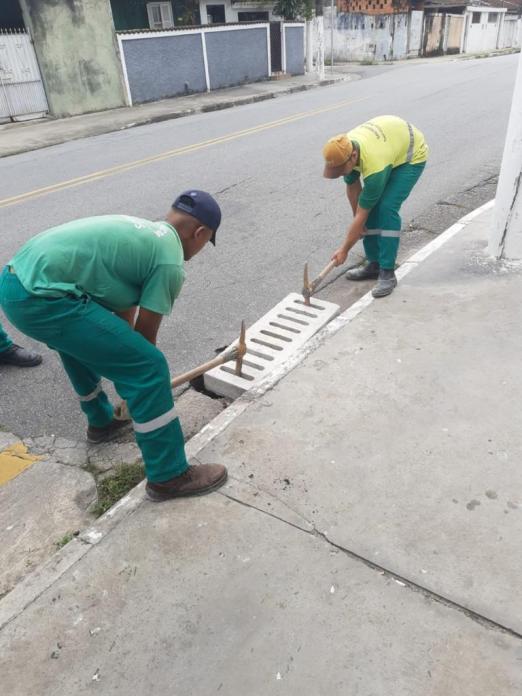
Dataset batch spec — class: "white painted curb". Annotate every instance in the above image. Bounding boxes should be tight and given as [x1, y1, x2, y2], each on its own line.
[0, 199, 495, 631]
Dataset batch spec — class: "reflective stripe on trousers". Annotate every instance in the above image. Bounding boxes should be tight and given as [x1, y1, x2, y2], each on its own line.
[362, 229, 400, 238]
[78, 382, 102, 402]
[133, 405, 178, 434]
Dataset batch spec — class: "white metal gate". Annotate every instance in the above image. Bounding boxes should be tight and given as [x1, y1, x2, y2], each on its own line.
[0, 29, 48, 122]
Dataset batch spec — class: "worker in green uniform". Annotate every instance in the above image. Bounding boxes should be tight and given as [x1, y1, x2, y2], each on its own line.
[0, 320, 42, 366]
[322, 115, 429, 297]
[0, 191, 226, 502]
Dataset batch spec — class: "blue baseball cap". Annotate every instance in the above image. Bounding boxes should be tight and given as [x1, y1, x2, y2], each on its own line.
[173, 190, 221, 245]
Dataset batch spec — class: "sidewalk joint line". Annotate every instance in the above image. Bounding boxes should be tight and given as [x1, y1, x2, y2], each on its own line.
[221, 480, 522, 641]
[220, 488, 313, 536]
[312, 530, 522, 641]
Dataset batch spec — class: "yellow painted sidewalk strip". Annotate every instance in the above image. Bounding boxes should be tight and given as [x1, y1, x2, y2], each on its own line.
[0, 442, 42, 486]
[0, 95, 370, 210]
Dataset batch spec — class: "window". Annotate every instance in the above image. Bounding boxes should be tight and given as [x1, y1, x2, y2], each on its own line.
[206, 4, 226, 23]
[147, 2, 174, 30]
[471, 12, 481, 24]
[238, 11, 270, 22]
[488, 12, 498, 23]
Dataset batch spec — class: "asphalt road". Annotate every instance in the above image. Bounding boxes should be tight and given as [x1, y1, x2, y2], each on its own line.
[0, 54, 518, 439]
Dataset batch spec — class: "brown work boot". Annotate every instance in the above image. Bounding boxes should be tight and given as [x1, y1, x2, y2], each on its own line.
[146, 463, 228, 502]
[87, 418, 132, 444]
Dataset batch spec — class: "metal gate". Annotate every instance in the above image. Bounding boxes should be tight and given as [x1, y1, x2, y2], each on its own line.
[270, 22, 282, 73]
[0, 29, 48, 122]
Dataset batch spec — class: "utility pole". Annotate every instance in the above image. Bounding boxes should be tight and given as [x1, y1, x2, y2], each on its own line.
[306, 19, 314, 72]
[330, 0, 334, 73]
[314, 0, 325, 79]
[490, 50, 522, 258]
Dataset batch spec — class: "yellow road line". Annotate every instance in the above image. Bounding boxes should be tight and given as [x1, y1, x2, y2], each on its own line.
[0, 96, 370, 209]
[0, 442, 42, 486]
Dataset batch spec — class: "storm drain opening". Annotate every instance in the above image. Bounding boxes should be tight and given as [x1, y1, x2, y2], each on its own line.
[204, 292, 340, 399]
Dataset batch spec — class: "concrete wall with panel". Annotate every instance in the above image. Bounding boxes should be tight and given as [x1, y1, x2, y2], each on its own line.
[445, 15, 464, 53]
[118, 24, 273, 104]
[284, 25, 305, 75]
[120, 33, 207, 102]
[423, 13, 444, 55]
[408, 10, 424, 57]
[19, 0, 126, 117]
[205, 26, 268, 88]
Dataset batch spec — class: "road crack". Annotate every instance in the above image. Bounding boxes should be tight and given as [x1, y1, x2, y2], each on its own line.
[436, 200, 467, 209]
[214, 178, 252, 196]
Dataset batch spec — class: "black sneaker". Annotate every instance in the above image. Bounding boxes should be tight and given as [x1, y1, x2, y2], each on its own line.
[0, 344, 43, 367]
[372, 269, 398, 298]
[346, 261, 380, 281]
[87, 418, 132, 444]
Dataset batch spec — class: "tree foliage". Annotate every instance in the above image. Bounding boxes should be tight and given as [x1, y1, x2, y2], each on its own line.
[273, 0, 314, 20]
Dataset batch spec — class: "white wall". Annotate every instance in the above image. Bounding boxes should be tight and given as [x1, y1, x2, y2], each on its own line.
[322, 4, 518, 64]
[462, 6, 506, 53]
[408, 10, 423, 57]
[324, 8, 418, 62]
[498, 15, 522, 49]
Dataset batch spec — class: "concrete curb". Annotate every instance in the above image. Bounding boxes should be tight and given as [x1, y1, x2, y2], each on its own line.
[0, 77, 348, 159]
[0, 198, 495, 631]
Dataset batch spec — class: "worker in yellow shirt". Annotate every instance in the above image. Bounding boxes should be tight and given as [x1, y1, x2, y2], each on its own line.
[323, 115, 429, 297]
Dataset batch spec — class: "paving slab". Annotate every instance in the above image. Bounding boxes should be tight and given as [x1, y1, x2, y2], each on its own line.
[199, 209, 522, 633]
[0, 460, 96, 596]
[0, 492, 520, 696]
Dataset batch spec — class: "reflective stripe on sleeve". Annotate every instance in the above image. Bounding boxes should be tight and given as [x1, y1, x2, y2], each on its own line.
[133, 406, 178, 434]
[406, 121, 414, 163]
[78, 383, 102, 402]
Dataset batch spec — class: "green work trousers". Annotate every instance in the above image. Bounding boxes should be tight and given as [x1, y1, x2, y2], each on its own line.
[0, 321, 13, 353]
[363, 162, 426, 270]
[0, 267, 188, 483]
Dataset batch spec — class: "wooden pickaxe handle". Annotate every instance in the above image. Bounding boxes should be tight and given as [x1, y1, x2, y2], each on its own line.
[235, 320, 246, 376]
[303, 259, 337, 305]
[172, 320, 246, 387]
[170, 344, 241, 388]
[311, 259, 337, 291]
[114, 321, 247, 421]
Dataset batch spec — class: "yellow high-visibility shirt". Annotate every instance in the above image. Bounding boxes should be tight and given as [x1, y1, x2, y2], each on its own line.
[344, 115, 429, 209]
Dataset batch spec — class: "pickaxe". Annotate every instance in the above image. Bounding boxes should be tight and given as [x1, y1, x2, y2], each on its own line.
[172, 320, 246, 387]
[302, 260, 337, 306]
[114, 320, 247, 421]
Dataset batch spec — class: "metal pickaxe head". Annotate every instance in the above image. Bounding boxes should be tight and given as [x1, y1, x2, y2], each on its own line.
[302, 262, 312, 306]
[235, 320, 246, 376]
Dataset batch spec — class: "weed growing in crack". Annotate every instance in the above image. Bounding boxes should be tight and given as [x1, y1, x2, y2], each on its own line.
[55, 532, 74, 549]
[91, 463, 145, 517]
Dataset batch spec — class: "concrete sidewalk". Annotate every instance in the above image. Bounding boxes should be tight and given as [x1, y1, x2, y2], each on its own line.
[1, 203, 521, 694]
[0, 69, 352, 159]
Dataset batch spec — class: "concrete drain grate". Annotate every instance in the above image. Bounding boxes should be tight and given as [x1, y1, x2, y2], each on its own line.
[204, 292, 340, 399]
